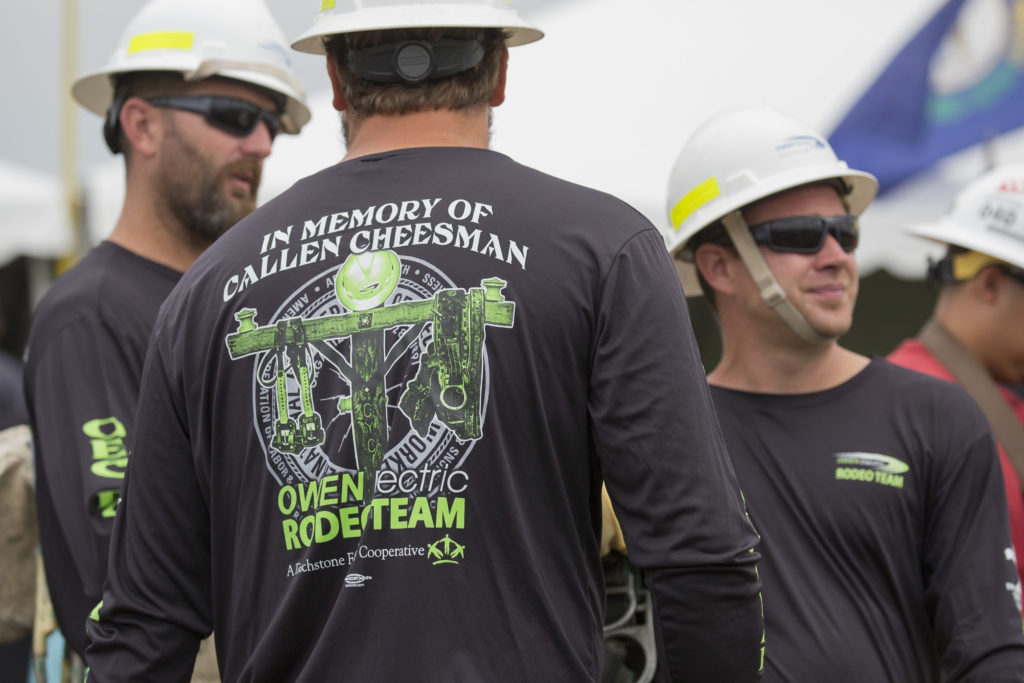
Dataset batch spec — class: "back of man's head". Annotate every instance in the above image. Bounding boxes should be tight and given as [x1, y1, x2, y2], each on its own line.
[291, 0, 541, 123]
[324, 27, 509, 118]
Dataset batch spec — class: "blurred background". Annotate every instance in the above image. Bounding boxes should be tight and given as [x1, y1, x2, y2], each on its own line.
[2, 0, 1021, 369]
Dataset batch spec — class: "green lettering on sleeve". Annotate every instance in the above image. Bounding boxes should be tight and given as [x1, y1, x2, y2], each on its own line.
[95, 489, 120, 518]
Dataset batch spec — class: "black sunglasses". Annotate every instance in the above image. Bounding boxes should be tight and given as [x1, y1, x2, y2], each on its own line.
[748, 214, 859, 254]
[1001, 265, 1024, 287]
[145, 96, 281, 140]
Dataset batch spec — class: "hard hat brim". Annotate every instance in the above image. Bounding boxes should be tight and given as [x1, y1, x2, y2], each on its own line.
[905, 220, 1024, 271]
[670, 166, 878, 262]
[291, 5, 544, 54]
[72, 65, 311, 135]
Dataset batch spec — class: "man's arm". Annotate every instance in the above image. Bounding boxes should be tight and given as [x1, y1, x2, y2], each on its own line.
[923, 390, 1024, 680]
[590, 229, 763, 682]
[24, 318, 140, 656]
[82, 316, 212, 681]
[85, 329, 209, 682]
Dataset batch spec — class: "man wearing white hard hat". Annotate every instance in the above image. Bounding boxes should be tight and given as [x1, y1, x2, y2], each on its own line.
[664, 103, 1024, 681]
[86, 1, 764, 680]
[889, 163, 1024, 608]
[22, 0, 308, 673]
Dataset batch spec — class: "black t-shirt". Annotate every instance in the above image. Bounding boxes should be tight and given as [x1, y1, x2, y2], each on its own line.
[86, 147, 763, 682]
[711, 358, 1024, 682]
[23, 241, 181, 656]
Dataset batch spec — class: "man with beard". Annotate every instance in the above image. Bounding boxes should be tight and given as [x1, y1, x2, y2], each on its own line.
[663, 102, 1024, 680]
[22, 0, 309, 668]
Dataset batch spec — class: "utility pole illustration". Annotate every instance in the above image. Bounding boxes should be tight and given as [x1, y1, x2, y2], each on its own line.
[226, 250, 515, 484]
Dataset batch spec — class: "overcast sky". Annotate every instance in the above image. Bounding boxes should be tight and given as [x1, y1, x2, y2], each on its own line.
[9, 0, 989, 279]
[0, 0, 556, 177]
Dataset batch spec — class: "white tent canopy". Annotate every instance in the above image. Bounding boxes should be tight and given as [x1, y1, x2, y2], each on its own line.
[0, 160, 74, 267]
[83, 0, 1022, 278]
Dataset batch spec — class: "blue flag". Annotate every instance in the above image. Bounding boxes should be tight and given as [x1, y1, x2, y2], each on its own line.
[829, 0, 1024, 194]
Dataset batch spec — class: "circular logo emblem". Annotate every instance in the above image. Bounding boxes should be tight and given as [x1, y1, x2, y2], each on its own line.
[249, 255, 487, 497]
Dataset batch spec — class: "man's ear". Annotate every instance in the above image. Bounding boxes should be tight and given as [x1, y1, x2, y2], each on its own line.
[970, 265, 1004, 305]
[694, 243, 739, 296]
[119, 98, 161, 158]
[489, 45, 509, 107]
[327, 56, 348, 111]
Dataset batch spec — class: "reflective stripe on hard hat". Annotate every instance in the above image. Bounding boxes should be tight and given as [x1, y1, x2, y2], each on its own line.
[127, 32, 194, 54]
[670, 177, 720, 231]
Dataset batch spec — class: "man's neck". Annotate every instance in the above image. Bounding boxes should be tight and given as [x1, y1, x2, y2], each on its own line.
[342, 107, 491, 161]
[709, 335, 869, 394]
[107, 178, 207, 273]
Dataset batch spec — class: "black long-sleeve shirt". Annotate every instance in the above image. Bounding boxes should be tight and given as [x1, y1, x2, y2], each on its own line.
[87, 147, 763, 682]
[24, 242, 180, 657]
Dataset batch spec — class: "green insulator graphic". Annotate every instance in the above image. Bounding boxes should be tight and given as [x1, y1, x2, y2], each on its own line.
[225, 250, 515, 482]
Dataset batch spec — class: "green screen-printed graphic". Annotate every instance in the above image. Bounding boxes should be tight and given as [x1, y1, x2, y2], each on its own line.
[833, 452, 909, 490]
[81, 416, 128, 480]
[427, 534, 466, 565]
[226, 250, 515, 487]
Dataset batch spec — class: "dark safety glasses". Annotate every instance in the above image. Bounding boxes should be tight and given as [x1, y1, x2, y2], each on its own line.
[748, 214, 859, 254]
[145, 95, 281, 140]
[1002, 265, 1024, 287]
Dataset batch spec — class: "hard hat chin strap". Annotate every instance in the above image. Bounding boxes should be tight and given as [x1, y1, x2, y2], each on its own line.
[721, 211, 831, 345]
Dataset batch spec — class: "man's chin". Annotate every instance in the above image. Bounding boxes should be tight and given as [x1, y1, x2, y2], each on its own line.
[224, 193, 258, 220]
[809, 317, 852, 341]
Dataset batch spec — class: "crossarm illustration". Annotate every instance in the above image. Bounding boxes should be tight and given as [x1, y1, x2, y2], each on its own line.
[224, 277, 515, 478]
[226, 281, 514, 359]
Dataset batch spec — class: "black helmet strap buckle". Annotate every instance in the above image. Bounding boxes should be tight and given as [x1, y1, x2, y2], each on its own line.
[103, 87, 132, 154]
[926, 254, 956, 287]
[347, 39, 485, 84]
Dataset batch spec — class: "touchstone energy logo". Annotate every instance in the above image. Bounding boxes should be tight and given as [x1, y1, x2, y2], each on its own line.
[427, 534, 466, 566]
[833, 452, 909, 490]
[344, 573, 372, 588]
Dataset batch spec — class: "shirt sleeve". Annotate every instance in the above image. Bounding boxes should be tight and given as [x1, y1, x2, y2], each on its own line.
[84, 332, 208, 682]
[589, 229, 764, 682]
[923, 400, 1024, 681]
[25, 317, 139, 654]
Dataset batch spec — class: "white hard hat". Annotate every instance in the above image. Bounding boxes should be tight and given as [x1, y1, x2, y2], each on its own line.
[72, 0, 310, 135]
[664, 103, 878, 294]
[907, 162, 1024, 271]
[292, 0, 544, 55]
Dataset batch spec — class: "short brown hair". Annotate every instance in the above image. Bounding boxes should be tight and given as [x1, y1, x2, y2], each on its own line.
[324, 27, 508, 116]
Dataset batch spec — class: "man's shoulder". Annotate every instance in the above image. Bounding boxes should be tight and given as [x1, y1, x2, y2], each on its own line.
[868, 356, 972, 402]
[864, 359, 995, 444]
[27, 243, 170, 359]
[31, 247, 114, 328]
[302, 147, 650, 223]
[493, 151, 647, 217]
